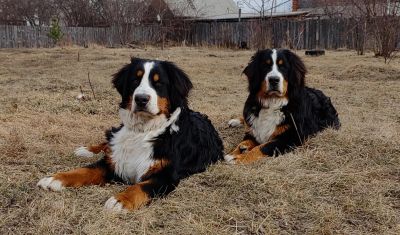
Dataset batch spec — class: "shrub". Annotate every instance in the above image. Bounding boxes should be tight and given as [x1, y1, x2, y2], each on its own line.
[48, 18, 63, 45]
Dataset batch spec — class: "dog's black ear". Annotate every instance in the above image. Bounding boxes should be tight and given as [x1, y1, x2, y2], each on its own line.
[162, 61, 193, 110]
[112, 57, 140, 95]
[112, 58, 141, 108]
[243, 50, 262, 80]
[243, 50, 269, 93]
[112, 63, 130, 96]
[283, 49, 307, 87]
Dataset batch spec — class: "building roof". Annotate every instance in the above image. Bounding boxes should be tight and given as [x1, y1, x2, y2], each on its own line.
[197, 10, 309, 21]
[164, 0, 239, 19]
[160, 0, 315, 21]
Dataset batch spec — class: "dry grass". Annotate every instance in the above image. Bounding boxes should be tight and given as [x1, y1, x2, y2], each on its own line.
[0, 46, 399, 234]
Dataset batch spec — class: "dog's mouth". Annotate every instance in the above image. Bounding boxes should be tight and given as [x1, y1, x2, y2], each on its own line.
[266, 90, 283, 97]
[133, 108, 156, 118]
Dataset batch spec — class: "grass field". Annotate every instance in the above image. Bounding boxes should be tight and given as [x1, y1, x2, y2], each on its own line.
[1, 46, 399, 234]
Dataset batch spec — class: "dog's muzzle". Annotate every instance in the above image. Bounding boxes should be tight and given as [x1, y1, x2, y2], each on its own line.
[268, 76, 281, 93]
[134, 94, 150, 112]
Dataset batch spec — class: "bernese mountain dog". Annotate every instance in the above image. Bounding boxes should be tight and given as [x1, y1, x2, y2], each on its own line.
[225, 49, 340, 164]
[37, 58, 223, 211]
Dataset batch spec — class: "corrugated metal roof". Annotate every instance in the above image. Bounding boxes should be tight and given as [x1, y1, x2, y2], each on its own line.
[164, 0, 239, 19]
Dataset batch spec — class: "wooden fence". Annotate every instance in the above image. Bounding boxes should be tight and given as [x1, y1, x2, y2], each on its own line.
[0, 18, 397, 49]
[188, 18, 369, 50]
[0, 25, 162, 48]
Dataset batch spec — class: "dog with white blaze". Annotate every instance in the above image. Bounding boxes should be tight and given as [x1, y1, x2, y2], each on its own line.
[225, 49, 340, 164]
[37, 57, 224, 211]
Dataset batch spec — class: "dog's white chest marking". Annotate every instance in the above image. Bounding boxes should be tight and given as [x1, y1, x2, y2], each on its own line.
[250, 98, 288, 144]
[111, 108, 181, 184]
[110, 127, 156, 184]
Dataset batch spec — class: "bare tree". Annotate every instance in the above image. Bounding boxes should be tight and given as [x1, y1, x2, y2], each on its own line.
[321, 0, 399, 60]
[240, 0, 280, 17]
[55, 0, 106, 27]
[349, 0, 400, 62]
[238, 0, 276, 48]
[321, 1, 368, 55]
[99, 0, 148, 44]
[0, 0, 56, 26]
[101, 0, 148, 26]
[149, 0, 206, 49]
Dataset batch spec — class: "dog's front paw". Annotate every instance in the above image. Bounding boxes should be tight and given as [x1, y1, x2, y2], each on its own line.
[37, 177, 64, 191]
[224, 154, 237, 164]
[74, 147, 94, 158]
[105, 185, 150, 211]
[104, 196, 127, 213]
[228, 119, 242, 128]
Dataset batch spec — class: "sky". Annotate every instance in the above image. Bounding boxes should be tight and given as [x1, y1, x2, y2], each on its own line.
[232, 0, 292, 13]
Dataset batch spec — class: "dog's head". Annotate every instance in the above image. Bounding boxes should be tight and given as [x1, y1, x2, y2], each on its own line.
[112, 58, 192, 120]
[243, 49, 307, 103]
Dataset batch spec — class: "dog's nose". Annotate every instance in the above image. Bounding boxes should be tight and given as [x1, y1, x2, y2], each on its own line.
[134, 94, 150, 107]
[268, 76, 280, 87]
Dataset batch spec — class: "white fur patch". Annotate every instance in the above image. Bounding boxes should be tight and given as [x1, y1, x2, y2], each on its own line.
[74, 146, 94, 158]
[266, 49, 285, 94]
[249, 98, 288, 144]
[228, 119, 242, 127]
[104, 196, 126, 212]
[37, 177, 64, 191]
[133, 62, 159, 115]
[111, 108, 181, 184]
[224, 154, 236, 164]
[170, 122, 180, 134]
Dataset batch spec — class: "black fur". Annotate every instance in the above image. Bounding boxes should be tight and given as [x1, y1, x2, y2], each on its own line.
[151, 111, 223, 179]
[138, 110, 224, 197]
[242, 49, 340, 156]
[100, 58, 222, 201]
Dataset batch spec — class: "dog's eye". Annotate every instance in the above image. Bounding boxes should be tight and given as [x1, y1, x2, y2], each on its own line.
[266, 59, 272, 65]
[278, 60, 284, 66]
[136, 70, 143, 77]
[153, 74, 160, 82]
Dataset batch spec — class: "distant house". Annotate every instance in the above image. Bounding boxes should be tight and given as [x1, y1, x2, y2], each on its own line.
[256, 0, 352, 16]
[297, 0, 360, 9]
[146, 0, 239, 21]
[296, 0, 355, 17]
[185, 0, 307, 22]
[269, 0, 350, 12]
[165, 0, 239, 19]
[147, 0, 354, 22]
[298, 0, 330, 8]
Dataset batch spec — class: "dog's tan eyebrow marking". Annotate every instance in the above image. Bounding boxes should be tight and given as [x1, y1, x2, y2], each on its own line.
[153, 73, 160, 82]
[136, 70, 144, 77]
[278, 59, 284, 65]
[266, 59, 272, 65]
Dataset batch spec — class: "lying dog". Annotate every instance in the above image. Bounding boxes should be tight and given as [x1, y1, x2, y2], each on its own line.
[38, 58, 223, 211]
[225, 49, 340, 164]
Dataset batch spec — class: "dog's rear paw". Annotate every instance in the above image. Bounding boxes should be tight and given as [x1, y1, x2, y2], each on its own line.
[228, 119, 242, 127]
[74, 147, 94, 158]
[37, 177, 64, 191]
